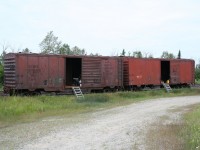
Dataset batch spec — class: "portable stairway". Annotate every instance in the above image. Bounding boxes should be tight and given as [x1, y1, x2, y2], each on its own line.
[161, 82, 172, 92]
[72, 87, 84, 99]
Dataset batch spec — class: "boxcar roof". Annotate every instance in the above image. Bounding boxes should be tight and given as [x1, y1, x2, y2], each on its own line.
[5, 52, 195, 62]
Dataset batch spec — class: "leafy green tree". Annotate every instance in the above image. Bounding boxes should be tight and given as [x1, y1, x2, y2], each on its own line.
[0, 50, 6, 65]
[90, 53, 100, 56]
[143, 52, 153, 58]
[127, 51, 131, 56]
[133, 51, 143, 58]
[39, 31, 62, 54]
[71, 46, 85, 55]
[195, 68, 200, 81]
[0, 51, 6, 86]
[161, 51, 175, 59]
[196, 61, 200, 81]
[22, 48, 30, 53]
[58, 44, 71, 54]
[177, 50, 181, 59]
[148, 54, 154, 58]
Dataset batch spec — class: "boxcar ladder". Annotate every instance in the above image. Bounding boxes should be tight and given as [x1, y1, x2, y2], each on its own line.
[161, 82, 172, 92]
[72, 87, 84, 99]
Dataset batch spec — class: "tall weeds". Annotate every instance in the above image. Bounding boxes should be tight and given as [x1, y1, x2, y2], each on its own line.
[0, 88, 200, 125]
[182, 105, 200, 149]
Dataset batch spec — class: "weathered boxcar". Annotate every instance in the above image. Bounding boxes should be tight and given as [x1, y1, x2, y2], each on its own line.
[123, 57, 161, 89]
[4, 53, 65, 94]
[161, 59, 195, 85]
[66, 55, 123, 91]
[123, 57, 195, 89]
[3, 53, 195, 95]
[4, 53, 123, 94]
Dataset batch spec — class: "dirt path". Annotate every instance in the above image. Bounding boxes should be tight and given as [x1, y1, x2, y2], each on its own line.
[1, 96, 200, 150]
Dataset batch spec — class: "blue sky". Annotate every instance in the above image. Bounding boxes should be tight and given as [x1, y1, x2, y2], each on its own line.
[0, 0, 200, 63]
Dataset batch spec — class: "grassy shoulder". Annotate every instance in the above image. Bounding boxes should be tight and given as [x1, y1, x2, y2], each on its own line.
[0, 88, 200, 127]
[182, 105, 200, 149]
[145, 99, 200, 150]
[196, 79, 200, 84]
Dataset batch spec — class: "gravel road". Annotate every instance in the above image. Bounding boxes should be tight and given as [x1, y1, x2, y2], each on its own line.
[1, 96, 200, 150]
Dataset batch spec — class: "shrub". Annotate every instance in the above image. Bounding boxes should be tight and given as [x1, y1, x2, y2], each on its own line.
[0, 64, 3, 85]
[195, 68, 200, 81]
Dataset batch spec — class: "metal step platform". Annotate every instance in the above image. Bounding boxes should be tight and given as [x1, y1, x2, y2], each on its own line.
[161, 82, 172, 92]
[72, 87, 84, 99]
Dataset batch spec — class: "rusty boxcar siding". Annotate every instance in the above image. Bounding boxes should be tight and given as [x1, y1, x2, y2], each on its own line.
[4, 53, 123, 94]
[123, 57, 161, 88]
[4, 53, 16, 93]
[66, 56, 123, 90]
[170, 59, 195, 85]
[4, 53, 65, 94]
[4, 53, 195, 95]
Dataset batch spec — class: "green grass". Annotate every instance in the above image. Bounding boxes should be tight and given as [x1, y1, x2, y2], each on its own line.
[0, 84, 3, 91]
[182, 105, 200, 150]
[0, 88, 200, 127]
[196, 79, 200, 84]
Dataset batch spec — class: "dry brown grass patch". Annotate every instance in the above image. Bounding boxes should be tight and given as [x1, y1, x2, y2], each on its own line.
[146, 122, 184, 150]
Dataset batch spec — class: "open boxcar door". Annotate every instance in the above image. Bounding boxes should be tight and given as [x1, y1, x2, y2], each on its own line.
[65, 57, 82, 87]
[161, 60, 170, 83]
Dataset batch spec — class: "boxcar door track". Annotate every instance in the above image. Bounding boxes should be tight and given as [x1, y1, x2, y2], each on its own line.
[72, 87, 84, 99]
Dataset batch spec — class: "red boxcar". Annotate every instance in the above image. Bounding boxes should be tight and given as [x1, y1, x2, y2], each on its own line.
[123, 57, 161, 88]
[65, 55, 123, 90]
[3, 53, 195, 95]
[4, 53, 123, 94]
[169, 59, 195, 85]
[123, 57, 195, 88]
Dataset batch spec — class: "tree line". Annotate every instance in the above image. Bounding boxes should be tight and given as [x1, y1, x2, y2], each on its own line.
[39, 31, 86, 55]
[0, 31, 199, 86]
[120, 49, 181, 59]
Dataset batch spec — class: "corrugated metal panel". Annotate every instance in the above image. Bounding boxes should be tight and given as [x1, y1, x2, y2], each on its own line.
[38, 56, 65, 91]
[124, 58, 160, 86]
[117, 58, 123, 86]
[82, 57, 123, 88]
[102, 58, 121, 87]
[123, 58, 129, 86]
[37, 56, 48, 88]
[170, 60, 180, 84]
[82, 57, 101, 87]
[5, 53, 65, 92]
[145, 59, 160, 85]
[170, 59, 195, 85]
[4, 54, 16, 88]
[179, 60, 195, 84]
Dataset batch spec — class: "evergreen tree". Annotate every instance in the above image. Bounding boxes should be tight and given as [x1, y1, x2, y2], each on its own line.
[177, 50, 181, 59]
[120, 49, 126, 56]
